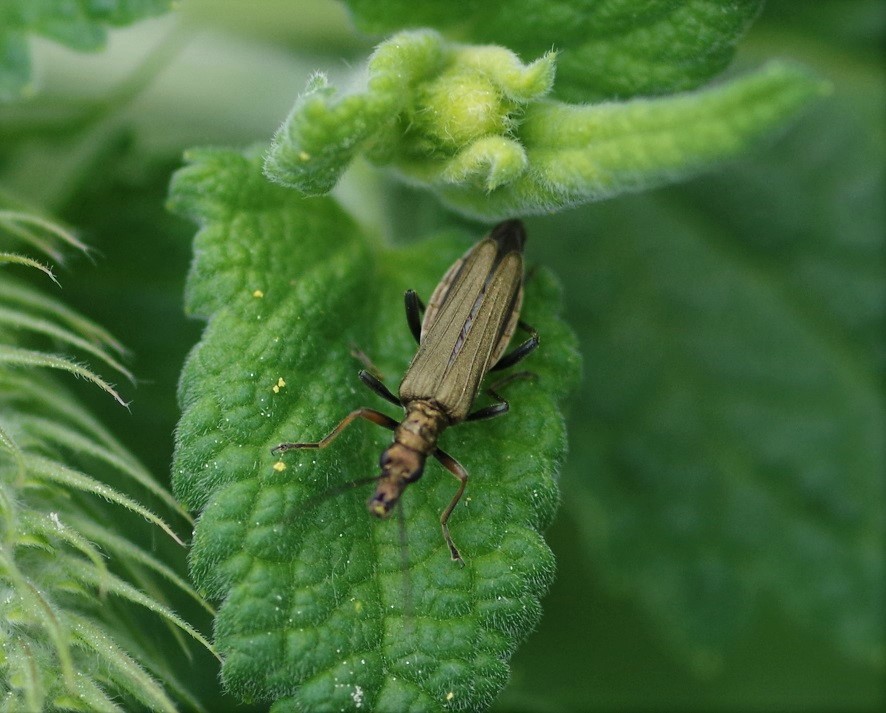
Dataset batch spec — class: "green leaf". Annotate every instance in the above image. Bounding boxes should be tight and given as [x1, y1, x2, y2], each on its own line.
[0, 208, 90, 259]
[342, 0, 765, 102]
[0, 0, 173, 102]
[264, 30, 555, 197]
[169, 147, 580, 710]
[434, 61, 828, 218]
[265, 30, 828, 220]
[535, 59, 885, 671]
[0, 344, 127, 407]
[0, 252, 57, 282]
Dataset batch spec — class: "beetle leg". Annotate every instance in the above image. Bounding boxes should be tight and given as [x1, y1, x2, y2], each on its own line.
[404, 289, 426, 345]
[490, 320, 539, 372]
[466, 371, 537, 421]
[358, 369, 402, 407]
[349, 343, 385, 381]
[272, 408, 398, 453]
[432, 447, 468, 565]
[465, 397, 508, 422]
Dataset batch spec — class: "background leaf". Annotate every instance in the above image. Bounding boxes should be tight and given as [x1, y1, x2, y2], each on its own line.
[494, 2, 885, 708]
[169, 147, 580, 710]
[0, 0, 173, 101]
[341, 0, 765, 102]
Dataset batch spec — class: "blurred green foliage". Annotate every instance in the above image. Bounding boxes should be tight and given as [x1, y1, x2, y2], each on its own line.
[0, 0, 882, 710]
[0, 0, 172, 100]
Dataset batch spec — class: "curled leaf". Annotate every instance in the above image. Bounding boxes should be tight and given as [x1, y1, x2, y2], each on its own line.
[265, 29, 828, 219]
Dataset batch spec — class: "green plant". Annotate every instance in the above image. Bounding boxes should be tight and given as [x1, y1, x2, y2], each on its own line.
[1, 1, 882, 711]
[0, 208, 214, 710]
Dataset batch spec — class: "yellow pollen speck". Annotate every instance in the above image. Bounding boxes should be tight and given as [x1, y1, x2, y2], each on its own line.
[252, 289, 264, 298]
[273, 461, 286, 472]
[298, 151, 310, 161]
[272, 377, 286, 393]
[446, 691, 454, 701]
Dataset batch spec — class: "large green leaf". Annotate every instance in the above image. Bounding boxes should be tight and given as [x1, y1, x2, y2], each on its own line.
[342, 0, 765, 102]
[530, 27, 885, 675]
[169, 147, 580, 710]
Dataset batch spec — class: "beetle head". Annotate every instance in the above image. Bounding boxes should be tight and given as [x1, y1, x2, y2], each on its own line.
[368, 443, 425, 518]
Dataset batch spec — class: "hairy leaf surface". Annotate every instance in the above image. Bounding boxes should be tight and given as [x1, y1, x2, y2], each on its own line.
[265, 30, 827, 220]
[342, 0, 765, 102]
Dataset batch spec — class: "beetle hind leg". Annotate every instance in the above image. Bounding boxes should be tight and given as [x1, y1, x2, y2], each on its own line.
[490, 320, 539, 372]
[466, 371, 538, 422]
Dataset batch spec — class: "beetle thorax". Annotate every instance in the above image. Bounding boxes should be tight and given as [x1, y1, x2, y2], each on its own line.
[394, 399, 448, 454]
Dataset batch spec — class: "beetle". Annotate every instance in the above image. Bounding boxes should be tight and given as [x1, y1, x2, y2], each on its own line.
[272, 219, 539, 563]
